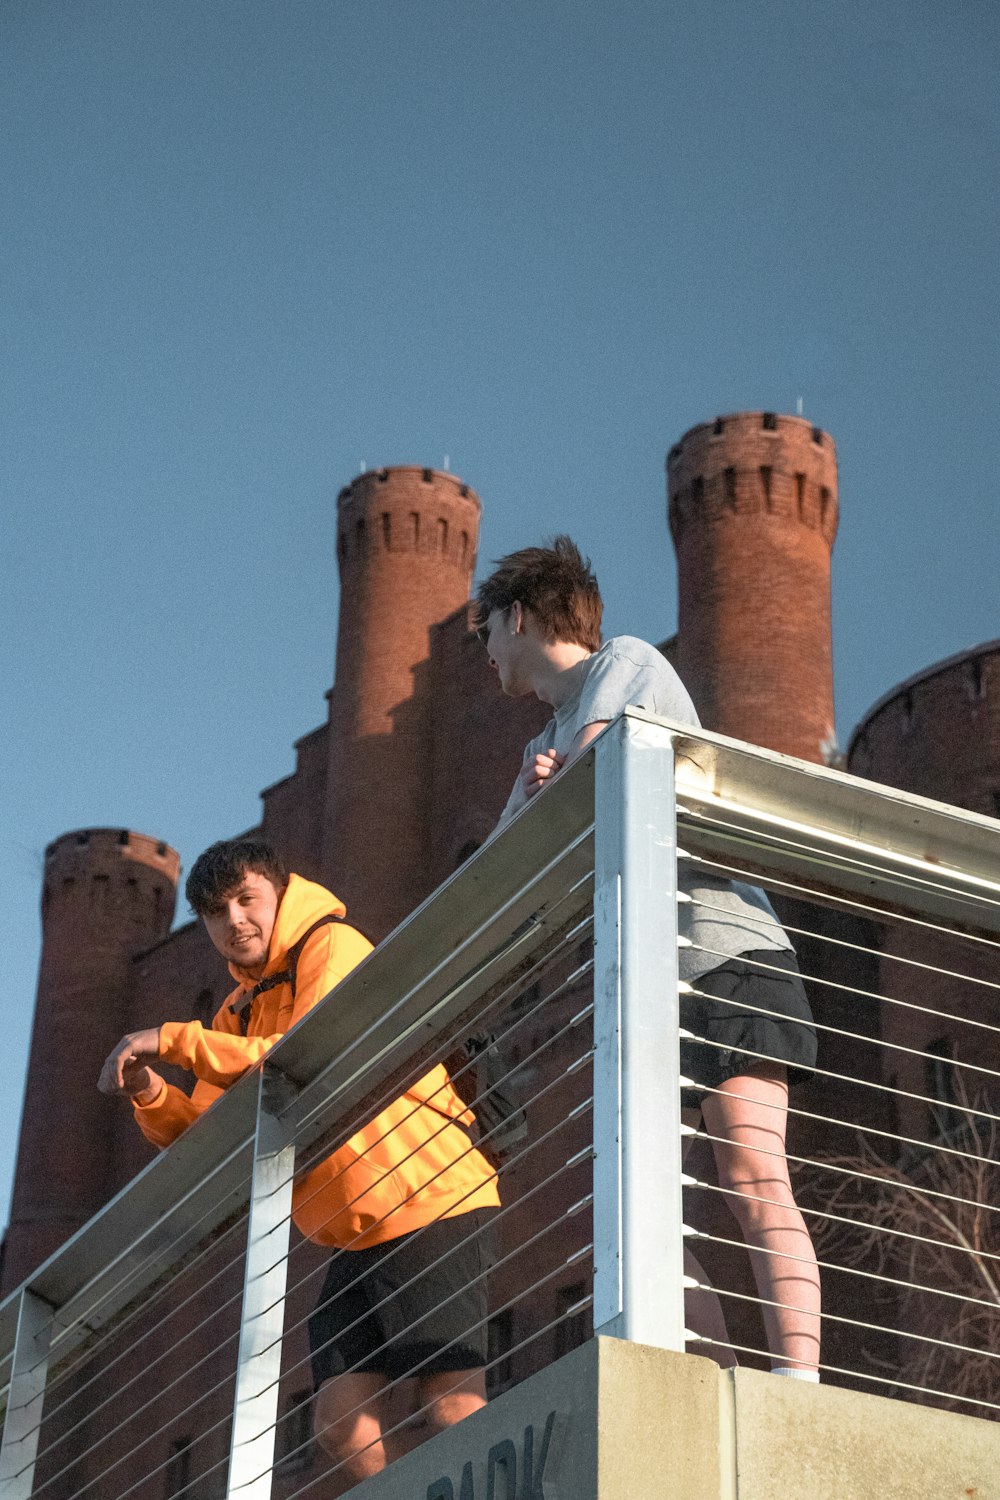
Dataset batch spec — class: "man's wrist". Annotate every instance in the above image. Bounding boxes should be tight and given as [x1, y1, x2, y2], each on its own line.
[132, 1077, 164, 1108]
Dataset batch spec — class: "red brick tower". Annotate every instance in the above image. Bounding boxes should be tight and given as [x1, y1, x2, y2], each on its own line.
[847, 642, 1000, 817]
[427, 602, 552, 886]
[846, 645, 1000, 1142]
[667, 412, 839, 763]
[2, 829, 179, 1292]
[323, 467, 481, 941]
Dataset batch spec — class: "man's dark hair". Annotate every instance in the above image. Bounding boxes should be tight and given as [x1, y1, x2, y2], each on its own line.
[185, 838, 288, 915]
[475, 535, 603, 651]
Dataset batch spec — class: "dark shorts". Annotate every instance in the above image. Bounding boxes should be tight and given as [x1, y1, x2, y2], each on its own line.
[309, 1208, 497, 1389]
[679, 949, 817, 1110]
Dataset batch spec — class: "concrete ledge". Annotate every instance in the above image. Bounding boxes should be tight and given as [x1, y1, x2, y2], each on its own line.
[342, 1339, 1000, 1499]
[729, 1365, 1000, 1500]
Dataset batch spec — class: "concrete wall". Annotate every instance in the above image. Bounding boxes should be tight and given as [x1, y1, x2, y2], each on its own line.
[345, 1338, 1000, 1500]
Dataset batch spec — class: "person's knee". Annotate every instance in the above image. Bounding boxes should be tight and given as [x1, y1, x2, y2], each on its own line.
[420, 1370, 487, 1434]
[313, 1408, 376, 1466]
[313, 1376, 385, 1470]
[424, 1388, 486, 1433]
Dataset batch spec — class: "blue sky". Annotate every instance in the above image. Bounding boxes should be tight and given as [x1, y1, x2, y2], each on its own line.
[2, 0, 997, 1224]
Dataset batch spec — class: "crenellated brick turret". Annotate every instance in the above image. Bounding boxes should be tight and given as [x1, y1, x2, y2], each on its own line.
[2, 829, 178, 1292]
[846, 645, 1000, 1142]
[847, 641, 1000, 818]
[323, 467, 482, 940]
[667, 411, 839, 763]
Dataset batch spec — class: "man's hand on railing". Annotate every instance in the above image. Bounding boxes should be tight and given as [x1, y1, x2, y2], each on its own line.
[519, 720, 610, 804]
[519, 748, 566, 800]
[98, 1028, 162, 1097]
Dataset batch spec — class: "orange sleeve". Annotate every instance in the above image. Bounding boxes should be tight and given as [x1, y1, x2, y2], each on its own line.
[159, 923, 374, 1089]
[132, 1076, 225, 1149]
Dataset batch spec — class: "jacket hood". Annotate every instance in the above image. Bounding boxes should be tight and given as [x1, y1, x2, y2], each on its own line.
[228, 872, 347, 987]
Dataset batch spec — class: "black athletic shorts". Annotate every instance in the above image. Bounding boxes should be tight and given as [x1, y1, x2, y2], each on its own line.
[309, 1208, 497, 1389]
[679, 949, 817, 1110]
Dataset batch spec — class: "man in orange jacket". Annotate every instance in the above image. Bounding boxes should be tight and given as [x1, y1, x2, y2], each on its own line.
[98, 837, 499, 1481]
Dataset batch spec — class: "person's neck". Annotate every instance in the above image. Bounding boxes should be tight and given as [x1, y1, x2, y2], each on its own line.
[530, 643, 594, 709]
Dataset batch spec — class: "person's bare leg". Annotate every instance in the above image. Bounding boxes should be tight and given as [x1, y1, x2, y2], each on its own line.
[381, 1367, 487, 1463]
[701, 1065, 820, 1372]
[313, 1371, 392, 1479]
[421, 1367, 487, 1432]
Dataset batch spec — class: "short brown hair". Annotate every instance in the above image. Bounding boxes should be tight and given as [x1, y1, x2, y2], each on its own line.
[475, 535, 602, 651]
[185, 838, 288, 915]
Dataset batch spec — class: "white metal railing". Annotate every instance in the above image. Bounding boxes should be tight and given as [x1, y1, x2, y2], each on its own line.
[1, 711, 998, 1497]
[661, 712, 1000, 1413]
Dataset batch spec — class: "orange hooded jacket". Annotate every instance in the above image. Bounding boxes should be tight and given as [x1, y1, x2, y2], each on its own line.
[133, 873, 499, 1248]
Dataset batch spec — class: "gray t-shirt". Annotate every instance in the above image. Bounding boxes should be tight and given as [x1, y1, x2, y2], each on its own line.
[497, 636, 793, 981]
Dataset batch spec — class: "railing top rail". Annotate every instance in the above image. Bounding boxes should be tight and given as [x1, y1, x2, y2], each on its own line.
[625, 711, 1000, 933]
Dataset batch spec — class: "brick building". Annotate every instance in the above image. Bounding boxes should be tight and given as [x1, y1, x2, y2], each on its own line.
[3, 413, 997, 1489]
[8, 408, 998, 1285]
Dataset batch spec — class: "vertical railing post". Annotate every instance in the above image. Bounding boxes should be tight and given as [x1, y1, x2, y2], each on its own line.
[225, 1066, 296, 1497]
[0, 1287, 55, 1498]
[592, 713, 686, 1348]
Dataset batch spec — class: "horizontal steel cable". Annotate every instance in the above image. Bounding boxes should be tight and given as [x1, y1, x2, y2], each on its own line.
[34, 1141, 255, 1395]
[33, 1075, 596, 1497]
[681, 952, 1000, 1087]
[228, 1178, 595, 1492]
[284, 875, 595, 1143]
[24, 955, 595, 1450]
[675, 845, 1000, 952]
[692, 1176, 1000, 1272]
[679, 1026, 1000, 1129]
[202, 1279, 596, 1500]
[15, 1254, 250, 1474]
[684, 1222, 1000, 1308]
[677, 806, 1000, 917]
[686, 1115, 1000, 1223]
[279, 1250, 596, 1499]
[286, 948, 593, 1196]
[42, 1182, 576, 1500]
[237, 1193, 594, 1485]
[228, 1059, 596, 1399]
[693, 1279, 1000, 1364]
[27, 1207, 252, 1431]
[681, 892, 1000, 1002]
[683, 1077, 1000, 1173]
[80, 1221, 594, 1500]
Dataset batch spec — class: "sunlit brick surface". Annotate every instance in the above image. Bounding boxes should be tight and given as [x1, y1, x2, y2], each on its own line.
[668, 412, 838, 764]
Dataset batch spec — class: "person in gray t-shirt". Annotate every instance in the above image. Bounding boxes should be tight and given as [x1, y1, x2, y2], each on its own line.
[498, 633, 799, 984]
[478, 536, 820, 1380]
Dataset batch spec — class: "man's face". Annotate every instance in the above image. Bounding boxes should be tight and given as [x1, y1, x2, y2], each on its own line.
[201, 870, 282, 975]
[480, 604, 531, 695]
